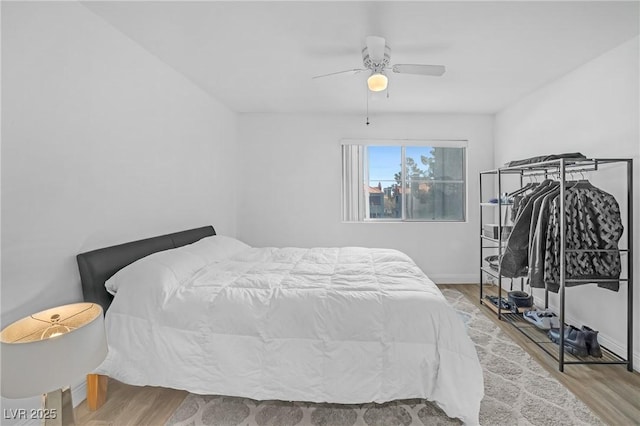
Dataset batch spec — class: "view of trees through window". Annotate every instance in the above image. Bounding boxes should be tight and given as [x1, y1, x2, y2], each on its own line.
[367, 145, 465, 221]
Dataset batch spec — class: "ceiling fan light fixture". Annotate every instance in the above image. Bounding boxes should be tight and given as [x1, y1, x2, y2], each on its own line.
[367, 72, 388, 92]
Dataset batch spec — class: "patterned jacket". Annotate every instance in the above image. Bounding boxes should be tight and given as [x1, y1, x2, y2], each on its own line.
[543, 182, 623, 292]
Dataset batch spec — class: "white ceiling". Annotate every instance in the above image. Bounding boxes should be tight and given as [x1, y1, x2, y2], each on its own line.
[83, 1, 639, 114]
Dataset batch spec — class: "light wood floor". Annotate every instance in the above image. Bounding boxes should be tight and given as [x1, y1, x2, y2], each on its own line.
[441, 284, 640, 426]
[75, 378, 187, 426]
[75, 284, 640, 425]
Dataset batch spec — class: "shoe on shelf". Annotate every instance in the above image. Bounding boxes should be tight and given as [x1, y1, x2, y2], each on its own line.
[485, 295, 513, 311]
[581, 326, 603, 358]
[523, 309, 560, 330]
[548, 326, 589, 357]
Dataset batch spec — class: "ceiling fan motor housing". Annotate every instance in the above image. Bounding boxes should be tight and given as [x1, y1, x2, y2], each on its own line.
[362, 44, 390, 73]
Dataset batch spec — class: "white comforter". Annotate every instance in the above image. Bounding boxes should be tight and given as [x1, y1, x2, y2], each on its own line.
[100, 236, 483, 424]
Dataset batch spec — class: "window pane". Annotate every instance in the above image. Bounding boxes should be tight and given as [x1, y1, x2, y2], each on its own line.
[367, 146, 401, 219]
[404, 147, 465, 221]
[405, 146, 464, 180]
[404, 180, 465, 220]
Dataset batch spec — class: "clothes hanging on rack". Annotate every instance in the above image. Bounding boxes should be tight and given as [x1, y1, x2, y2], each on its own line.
[499, 180, 558, 278]
[509, 182, 539, 221]
[543, 182, 623, 292]
[479, 158, 634, 373]
[513, 179, 555, 221]
[500, 180, 623, 291]
[528, 190, 559, 287]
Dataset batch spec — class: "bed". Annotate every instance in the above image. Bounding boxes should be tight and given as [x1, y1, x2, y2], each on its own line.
[77, 226, 483, 424]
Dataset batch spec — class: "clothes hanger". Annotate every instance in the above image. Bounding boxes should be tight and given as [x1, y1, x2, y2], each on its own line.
[579, 170, 591, 183]
[509, 182, 534, 197]
[564, 170, 587, 191]
[509, 172, 543, 196]
[570, 170, 593, 189]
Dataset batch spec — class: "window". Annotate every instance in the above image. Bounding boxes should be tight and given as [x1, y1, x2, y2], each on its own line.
[342, 141, 466, 222]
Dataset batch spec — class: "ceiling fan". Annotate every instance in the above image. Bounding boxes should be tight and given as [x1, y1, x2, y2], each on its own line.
[313, 36, 446, 92]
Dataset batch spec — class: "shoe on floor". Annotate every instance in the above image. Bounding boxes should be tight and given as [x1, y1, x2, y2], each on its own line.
[523, 309, 560, 330]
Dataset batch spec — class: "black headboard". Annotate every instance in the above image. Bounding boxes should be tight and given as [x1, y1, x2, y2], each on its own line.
[77, 226, 216, 313]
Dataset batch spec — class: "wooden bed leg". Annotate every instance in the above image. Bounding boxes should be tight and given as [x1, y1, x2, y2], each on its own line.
[86, 374, 108, 411]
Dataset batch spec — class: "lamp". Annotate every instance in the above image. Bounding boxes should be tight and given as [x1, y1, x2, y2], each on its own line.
[367, 72, 388, 92]
[1, 303, 107, 425]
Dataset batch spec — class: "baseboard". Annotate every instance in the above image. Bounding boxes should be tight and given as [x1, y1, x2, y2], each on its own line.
[431, 274, 478, 284]
[71, 379, 87, 408]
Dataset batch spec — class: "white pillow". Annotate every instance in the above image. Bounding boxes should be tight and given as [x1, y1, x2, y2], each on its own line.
[181, 235, 251, 264]
[105, 235, 250, 295]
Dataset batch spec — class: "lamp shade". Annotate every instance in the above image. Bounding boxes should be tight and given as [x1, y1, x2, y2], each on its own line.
[1, 303, 107, 399]
[367, 72, 388, 92]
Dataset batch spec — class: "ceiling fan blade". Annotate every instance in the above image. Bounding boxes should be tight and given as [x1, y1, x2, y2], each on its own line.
[312, 69, 366, 79]
[391, 64, 446, 76]
[365, 36, 387, 61]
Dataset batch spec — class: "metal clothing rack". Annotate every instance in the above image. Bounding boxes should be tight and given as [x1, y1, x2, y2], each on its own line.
[479, 158, 634, 372]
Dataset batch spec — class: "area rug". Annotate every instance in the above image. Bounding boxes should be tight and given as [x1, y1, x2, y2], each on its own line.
[165, 289, 602, 426]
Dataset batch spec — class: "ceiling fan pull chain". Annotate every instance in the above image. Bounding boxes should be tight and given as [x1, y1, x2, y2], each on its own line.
[366, 90, 370, 126]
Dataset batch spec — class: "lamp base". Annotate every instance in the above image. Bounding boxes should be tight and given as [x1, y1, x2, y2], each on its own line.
[43, 387, 75, 426]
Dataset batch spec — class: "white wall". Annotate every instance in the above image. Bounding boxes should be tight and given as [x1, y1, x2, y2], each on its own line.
[495, 36, 640, 369]
[237, 113, 493, 283]
[1, 2, 237, 418]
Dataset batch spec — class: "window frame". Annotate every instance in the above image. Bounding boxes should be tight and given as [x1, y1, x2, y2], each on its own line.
[342, 139, 468, 223]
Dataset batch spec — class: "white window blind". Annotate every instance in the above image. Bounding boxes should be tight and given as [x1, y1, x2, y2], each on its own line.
[341, 144, 366, 222]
